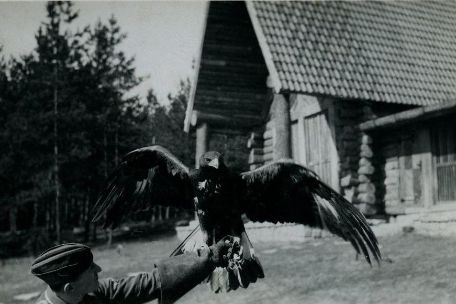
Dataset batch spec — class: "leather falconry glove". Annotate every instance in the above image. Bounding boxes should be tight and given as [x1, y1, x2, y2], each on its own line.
[158, 235, 235, 304]
[209, 235, 235, 268]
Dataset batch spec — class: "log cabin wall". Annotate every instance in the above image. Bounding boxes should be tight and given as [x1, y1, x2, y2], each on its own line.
[247, 94, 290, 170]
[247, 128, 267, 171]
[334, 100, 413, 215]
[246, 119, 273, 170]
[209, 131, 251, 172]
[248, 93, 424, 216]
[191, 2, 269, 171]
[337, 101, 415, 215]
[192, 2, 269, 122]
[373, 117, 456, 215]
[360, 103, 456, 215]
[333, 100, 366, 210]
[253, 92, 413, 215]
[373, 124, 432, 214]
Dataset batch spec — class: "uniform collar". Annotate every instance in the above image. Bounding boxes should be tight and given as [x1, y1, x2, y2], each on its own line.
[44, 287, 69, 304]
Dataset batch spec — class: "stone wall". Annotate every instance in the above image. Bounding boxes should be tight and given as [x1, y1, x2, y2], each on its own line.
[335, 100, 412, 215]
[333, 101, 374, 213]
[263, 119, 275, 163]
[379, 139, 401, 213]
[357, 132, 379, 214]
[247, 94, 289, 170]
[247, 118, 275, 170]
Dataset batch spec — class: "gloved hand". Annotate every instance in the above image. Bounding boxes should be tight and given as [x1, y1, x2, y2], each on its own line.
[208, 236, 236, 268]
[159, 237, 236, 304]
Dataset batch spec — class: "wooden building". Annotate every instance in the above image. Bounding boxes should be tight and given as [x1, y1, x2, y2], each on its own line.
[184, 1, 456, 217]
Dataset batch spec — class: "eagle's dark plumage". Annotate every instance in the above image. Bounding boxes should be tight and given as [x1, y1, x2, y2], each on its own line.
[92, 145, 381, 291]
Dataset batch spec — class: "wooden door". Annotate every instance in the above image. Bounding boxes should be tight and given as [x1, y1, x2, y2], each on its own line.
[303, 111, 333, 185]
[399, 134, 422, 205]
[432, 119, 456, 203]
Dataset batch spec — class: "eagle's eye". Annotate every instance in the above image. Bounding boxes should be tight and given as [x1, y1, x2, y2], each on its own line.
[205, 157, 211, 162]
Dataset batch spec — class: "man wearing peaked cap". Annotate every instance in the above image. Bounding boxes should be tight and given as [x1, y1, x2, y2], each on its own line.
[31, 238, 234, 304]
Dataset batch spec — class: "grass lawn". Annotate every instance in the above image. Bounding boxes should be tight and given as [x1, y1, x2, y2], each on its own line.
[1, 231, 456, 304]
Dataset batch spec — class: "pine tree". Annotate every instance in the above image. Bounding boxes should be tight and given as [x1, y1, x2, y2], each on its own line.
[149, 79, 194, 166]
[33, 1, 81, 242]
[0, 1, 196, 250]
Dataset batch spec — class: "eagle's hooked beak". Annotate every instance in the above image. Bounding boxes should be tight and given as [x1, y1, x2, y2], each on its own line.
[208, 158, 219, 169]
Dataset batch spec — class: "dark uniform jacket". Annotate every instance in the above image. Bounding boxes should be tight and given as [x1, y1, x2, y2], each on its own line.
[34, 249, 214, 304]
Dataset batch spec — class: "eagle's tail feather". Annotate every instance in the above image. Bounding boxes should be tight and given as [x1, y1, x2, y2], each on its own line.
[238, 230, 265, 286]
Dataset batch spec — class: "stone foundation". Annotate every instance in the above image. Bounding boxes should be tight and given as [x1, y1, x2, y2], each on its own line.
[356, 133, 378, 215]
[176, 220, 332, 244]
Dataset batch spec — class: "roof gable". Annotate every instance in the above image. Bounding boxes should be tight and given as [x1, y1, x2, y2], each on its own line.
[190, 2, 269, 129]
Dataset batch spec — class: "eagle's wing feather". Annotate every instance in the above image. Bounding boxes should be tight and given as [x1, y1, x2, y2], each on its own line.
[240, 160, 381, 264]
[92, 145, 194, 228]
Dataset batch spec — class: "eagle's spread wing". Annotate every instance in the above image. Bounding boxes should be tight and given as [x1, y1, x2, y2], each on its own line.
[240, 160, 381, 265]
[92, 145, 194, 228]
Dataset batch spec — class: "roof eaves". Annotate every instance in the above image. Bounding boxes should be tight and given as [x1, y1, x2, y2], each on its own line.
[184, 1, 210, 133]
[245, 1, 282, 93]
[360, 100, 456, 131]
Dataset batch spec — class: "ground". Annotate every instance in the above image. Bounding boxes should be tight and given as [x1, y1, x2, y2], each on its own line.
[1, 231, 456, 304]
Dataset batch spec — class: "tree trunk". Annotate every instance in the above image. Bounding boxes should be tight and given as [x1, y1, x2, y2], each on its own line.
[9, 205, 17, 234]
[78, 198, 84, 227]
[104, 127, 108, 178]
[46, 200, 51, 232]
[150, 206, 156, 223]
[115, 123, 119, 166]
[91, 221, 97, 242]
[64, 197, 69, 226]
[101, 128, 107, 244]
[107, 228, 113, 247]
[84, 195, 89, 223]
[157, 206, 162, 221]
[83, 195, 90, 242]
[32, 201, 39, 229]
[53, 63, 61, 243]
[165, 207, 170, 220]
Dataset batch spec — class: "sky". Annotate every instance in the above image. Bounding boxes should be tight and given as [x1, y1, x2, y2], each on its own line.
[0, 1, 207, 104]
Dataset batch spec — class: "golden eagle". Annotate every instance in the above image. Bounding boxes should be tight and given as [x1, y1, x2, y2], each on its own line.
[92, 145, 381, 292]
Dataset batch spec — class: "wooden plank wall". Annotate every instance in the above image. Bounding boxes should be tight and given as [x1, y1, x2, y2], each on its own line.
[194, 2, 269, 120]
[378, 125, 434, 214]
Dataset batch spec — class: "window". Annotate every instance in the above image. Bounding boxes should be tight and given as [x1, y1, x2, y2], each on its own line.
[432, 119, 456, 202]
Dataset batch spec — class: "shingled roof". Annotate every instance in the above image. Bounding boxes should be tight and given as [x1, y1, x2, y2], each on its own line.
[247, 0, 456, 106]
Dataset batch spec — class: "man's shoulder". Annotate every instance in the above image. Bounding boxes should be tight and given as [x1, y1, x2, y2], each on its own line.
[33, 292, 48, 304]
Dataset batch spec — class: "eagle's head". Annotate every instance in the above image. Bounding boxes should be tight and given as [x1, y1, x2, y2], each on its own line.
[199, 151, 225, 170]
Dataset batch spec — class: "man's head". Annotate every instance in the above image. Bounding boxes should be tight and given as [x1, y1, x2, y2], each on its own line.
[59, 262, 101, 296]
[31, 243, 102, 297]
